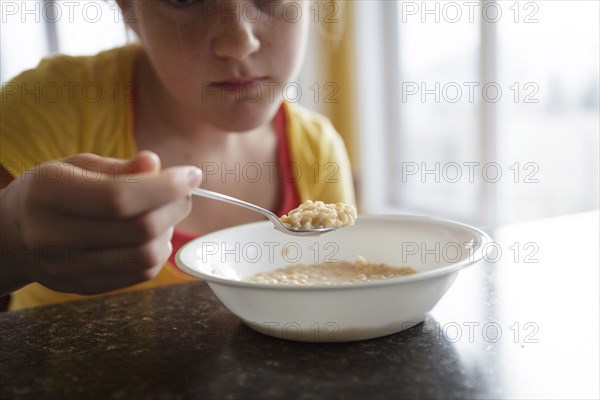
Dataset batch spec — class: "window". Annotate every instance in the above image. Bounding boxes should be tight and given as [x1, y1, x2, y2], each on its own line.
[394, 1, 481, 223]
[496, 1, 599, 224]
[0, 0, 128, 83]
[355, 0, 599, 227]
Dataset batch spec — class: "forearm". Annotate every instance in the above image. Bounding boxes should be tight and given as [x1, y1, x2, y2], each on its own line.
[0, 186, 32, 296]
[0, 259, 31, 297]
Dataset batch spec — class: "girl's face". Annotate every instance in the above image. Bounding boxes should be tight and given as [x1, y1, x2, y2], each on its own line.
[125, 0, 309, 132]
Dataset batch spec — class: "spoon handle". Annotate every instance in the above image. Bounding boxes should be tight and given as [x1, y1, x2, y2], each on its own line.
[191, 188, 279, 222]
[190, 188, 336, 237]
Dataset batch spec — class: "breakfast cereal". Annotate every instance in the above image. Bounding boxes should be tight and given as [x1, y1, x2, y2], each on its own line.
[280, 200, 357, 230]
[246, 256, 417, 285]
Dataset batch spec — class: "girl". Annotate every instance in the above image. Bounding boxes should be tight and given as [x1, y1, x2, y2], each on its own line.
[0, 0, 355, 310]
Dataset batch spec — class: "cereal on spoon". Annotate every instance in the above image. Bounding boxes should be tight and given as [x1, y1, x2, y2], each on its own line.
[280, 200, 357, 230]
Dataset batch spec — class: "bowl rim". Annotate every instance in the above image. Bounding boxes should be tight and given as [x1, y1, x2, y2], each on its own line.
[175, 214, 493, 291]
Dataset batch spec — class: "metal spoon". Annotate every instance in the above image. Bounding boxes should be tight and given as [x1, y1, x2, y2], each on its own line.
[191, 188, 339, 237]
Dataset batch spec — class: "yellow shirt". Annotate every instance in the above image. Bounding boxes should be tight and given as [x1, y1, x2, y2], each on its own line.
[1, 46, 355, 310]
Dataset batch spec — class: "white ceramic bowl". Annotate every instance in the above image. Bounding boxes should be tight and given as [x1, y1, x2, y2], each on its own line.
[176, 215, 491, 342]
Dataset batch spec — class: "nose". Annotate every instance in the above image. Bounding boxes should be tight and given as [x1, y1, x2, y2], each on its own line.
[211, 3, 261, 60]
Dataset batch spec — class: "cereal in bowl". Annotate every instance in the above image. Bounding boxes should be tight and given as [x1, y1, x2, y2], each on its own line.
[246, 256, 417, 285]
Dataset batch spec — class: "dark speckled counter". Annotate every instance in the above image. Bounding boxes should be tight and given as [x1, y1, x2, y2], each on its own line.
[1, 212, 598, 399]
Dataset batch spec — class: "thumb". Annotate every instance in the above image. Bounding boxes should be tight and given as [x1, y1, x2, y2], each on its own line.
[62, 151, 161, 177]
[131, 150, 161, 174]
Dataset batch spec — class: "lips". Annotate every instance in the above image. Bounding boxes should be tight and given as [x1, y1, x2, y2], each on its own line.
[210, 77, 267, 91]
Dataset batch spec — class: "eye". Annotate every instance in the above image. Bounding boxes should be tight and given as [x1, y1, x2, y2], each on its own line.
[167, 0, 201, 7]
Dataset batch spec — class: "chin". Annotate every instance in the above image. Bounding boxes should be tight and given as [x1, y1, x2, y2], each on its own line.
[207, 101, 280, 133]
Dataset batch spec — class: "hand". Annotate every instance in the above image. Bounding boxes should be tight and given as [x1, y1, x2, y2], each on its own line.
[0, 151, 202, 295]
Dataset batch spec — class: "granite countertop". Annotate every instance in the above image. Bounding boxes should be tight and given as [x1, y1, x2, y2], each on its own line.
[0, 281, 481, 400]
[1, 212, 598, 399]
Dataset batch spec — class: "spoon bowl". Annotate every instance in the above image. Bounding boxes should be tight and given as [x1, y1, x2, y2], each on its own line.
[191, 188, 339, 237]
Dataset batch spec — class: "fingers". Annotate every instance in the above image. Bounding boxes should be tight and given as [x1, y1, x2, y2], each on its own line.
[62, 150, 161, 176]
[14, 152, 200, 296]
[35, 195, 192, 246]
[29, 157, 202, 218]
[32, 228, 174, 294]
[103, 166, 201, 217]
[133, 151, 161, 173]
[86, 227, 174, 277]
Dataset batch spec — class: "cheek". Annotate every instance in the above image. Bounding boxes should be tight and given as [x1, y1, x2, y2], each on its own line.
[266, 21, 309, 82]
[143, 32, 214, 100]
[136, 10, 211, 81]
